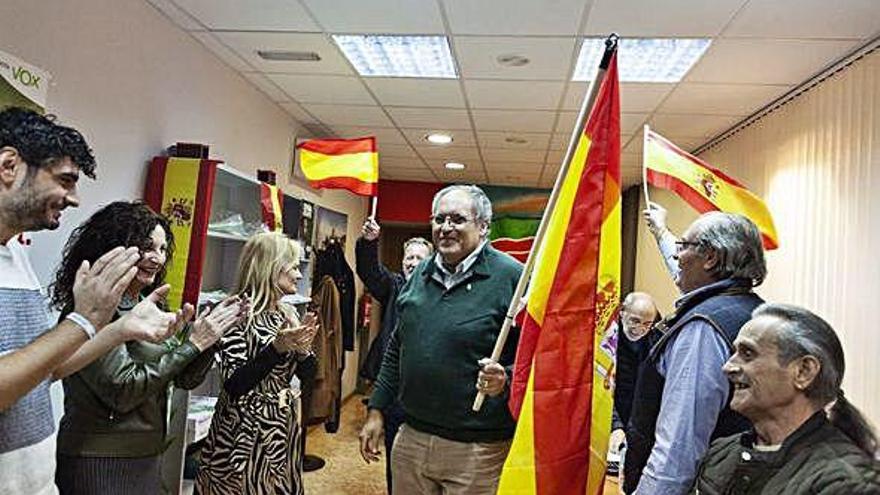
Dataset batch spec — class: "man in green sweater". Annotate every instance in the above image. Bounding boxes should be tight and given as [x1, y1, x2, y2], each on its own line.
[691, 303, 880, 494]
[359, 184, 522, 495]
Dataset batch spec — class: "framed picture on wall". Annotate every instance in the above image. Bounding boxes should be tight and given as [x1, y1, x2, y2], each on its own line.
[314, 206, 348, 252]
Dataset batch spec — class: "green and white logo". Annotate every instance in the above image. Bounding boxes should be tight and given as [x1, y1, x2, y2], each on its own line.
[1, 49, 50, 113]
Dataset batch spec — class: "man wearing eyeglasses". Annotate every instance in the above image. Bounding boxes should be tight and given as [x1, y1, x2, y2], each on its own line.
[609, 292, 661, 480]
[621, 204, 767, 495]
[359, 184, 522, 495]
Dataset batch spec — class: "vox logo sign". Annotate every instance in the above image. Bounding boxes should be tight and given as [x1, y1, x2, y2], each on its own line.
[12, 66, 41, 89]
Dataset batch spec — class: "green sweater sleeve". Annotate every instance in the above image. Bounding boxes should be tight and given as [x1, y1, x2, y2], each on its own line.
[75, 340, 201, 414]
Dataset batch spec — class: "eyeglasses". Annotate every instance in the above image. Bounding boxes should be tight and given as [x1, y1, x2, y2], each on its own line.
[674, 240, 702, 253]
[430, 214, 472, 227]
[621, 312, 653, 328]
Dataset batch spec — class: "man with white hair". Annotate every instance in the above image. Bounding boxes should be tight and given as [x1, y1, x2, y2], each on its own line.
[624, 208, 767, 494]
[692, 303, 880, 493]
[359, 184, 522, 495]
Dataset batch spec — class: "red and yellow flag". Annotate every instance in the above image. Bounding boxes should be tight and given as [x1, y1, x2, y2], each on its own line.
[144, 157, 219, 310]
[501, 51, 621, 495]
[644, 129, 779, 249]
[260, 182, 284, 232]
[297, 136, 378, 196]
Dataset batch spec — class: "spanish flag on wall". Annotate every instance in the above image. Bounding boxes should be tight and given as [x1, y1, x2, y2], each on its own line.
[144, 157, 219, 310]
[260, 182, 284, 232]
[297, 136, 379, 196]
[644, 129, 779, 249]
[500, 50, 621, 495]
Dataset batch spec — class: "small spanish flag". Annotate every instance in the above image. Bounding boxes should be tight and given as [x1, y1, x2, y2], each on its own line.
[297, 137, 378, 196]
[260, 182, 283, 232]
[644, 128, 779, 250]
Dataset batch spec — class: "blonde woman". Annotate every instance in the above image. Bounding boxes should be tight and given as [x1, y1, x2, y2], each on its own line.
[196, 233, 318, 494]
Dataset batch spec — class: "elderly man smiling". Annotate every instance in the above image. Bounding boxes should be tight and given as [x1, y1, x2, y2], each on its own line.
[691, 303, 880, 494]
[359, 184, 522, 495]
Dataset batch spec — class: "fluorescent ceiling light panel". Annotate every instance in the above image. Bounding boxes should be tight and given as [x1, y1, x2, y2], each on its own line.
[332, 35, 457, 78]
[573, 38, 711, 83]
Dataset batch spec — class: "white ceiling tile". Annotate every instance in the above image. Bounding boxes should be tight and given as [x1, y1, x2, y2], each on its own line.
[302, 0, 444, 34]
[471, 109, 557, 132]
[364, 78, 466, 108]
[302, 104, 394, 127]
[659, 83, 791, 116]
[403, 128, 477, 147]
[172, 0, 320, 30]
[378, 144, 419, 158]
[621, 153, 642, 169]
[330, 125, 408, 145]
[650, 114, 741, 138]
[478, 131, 551, 149]
[416, 146, 482, 161]
[465, 80, 565, 110]
[454, 37, 577, 80]
[563, 82, 675, 113]
[583, 0, 747, 37]
[482, 148, 546, 162]
[724, 0, 880, 39]
[685, 39, 860, 85]
[443, 0, 588, 35]
[212, 32, 354, 75]
[387, 107, 472, 130]
[147, 0, 205, 30]
[281, 102, 321, 124]
[190, 32, 253, 72]
[549, 132, 575, 150]
[241, 72, 290, 102]
[267, 74, 374, 104]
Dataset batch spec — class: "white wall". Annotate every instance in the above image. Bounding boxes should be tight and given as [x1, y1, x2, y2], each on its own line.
[635, 51, 880, 425]
[0, 0, 367, 397]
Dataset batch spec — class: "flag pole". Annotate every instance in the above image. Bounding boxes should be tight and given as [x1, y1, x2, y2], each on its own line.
[370, 196, 378, 219]
[642, 124, 651, 208]
[472, 34, 619, 412]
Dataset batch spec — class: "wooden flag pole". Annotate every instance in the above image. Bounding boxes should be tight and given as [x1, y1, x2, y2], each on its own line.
[472, 34, 619, 412]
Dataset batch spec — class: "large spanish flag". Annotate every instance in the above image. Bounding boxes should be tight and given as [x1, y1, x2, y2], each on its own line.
[297, 136, 378, 196]
[144, 157, 219, 310]
[500, 50, 621, 495]
[644, 129, 779, 249]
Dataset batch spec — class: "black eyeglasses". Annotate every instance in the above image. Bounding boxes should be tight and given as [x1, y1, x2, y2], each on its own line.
[430, 214, 472, 227]
[675, 240, 702, 253]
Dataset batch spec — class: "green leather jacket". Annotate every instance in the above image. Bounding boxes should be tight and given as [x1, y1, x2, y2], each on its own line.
[56, 328, 214, 458]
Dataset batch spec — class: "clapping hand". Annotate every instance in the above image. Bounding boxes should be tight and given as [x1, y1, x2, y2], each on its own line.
[272, 311, 319, 354]
[117, 284, 190, 343]
[189, 295, 249, 351]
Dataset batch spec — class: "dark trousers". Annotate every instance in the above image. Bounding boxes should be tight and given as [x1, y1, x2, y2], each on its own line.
[383, 402, 406, 495]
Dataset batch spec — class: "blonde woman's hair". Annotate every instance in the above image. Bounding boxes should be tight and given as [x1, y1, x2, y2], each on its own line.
[233, 232, 302, 321]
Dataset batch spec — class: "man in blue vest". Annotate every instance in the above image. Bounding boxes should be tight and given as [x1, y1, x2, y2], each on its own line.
[623, 207, 767, 494]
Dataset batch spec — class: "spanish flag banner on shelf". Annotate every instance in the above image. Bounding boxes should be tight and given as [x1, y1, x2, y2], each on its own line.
[260, 182, 284, 232]
[297, 136, 379, 196]
[644, 129, 779, 249]
[144, 157, 219, 310]
[500, 50, 621, 495]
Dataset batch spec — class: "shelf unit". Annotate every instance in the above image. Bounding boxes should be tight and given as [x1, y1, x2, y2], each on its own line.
[157, 162, 311, 495]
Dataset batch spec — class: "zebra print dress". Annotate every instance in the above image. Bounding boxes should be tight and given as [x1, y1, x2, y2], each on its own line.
[195, 310, 303, 495]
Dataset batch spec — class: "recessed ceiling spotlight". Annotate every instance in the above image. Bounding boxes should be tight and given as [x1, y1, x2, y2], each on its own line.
[445, 162, 466, 170]
[504, 136, 528, 145]
[425, 133, 453, 145]
[257, 50, 321, 61]
[496, 54, 530, 67]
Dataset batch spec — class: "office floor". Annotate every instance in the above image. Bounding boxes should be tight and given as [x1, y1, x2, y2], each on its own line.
[303, 395, 621, 494]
